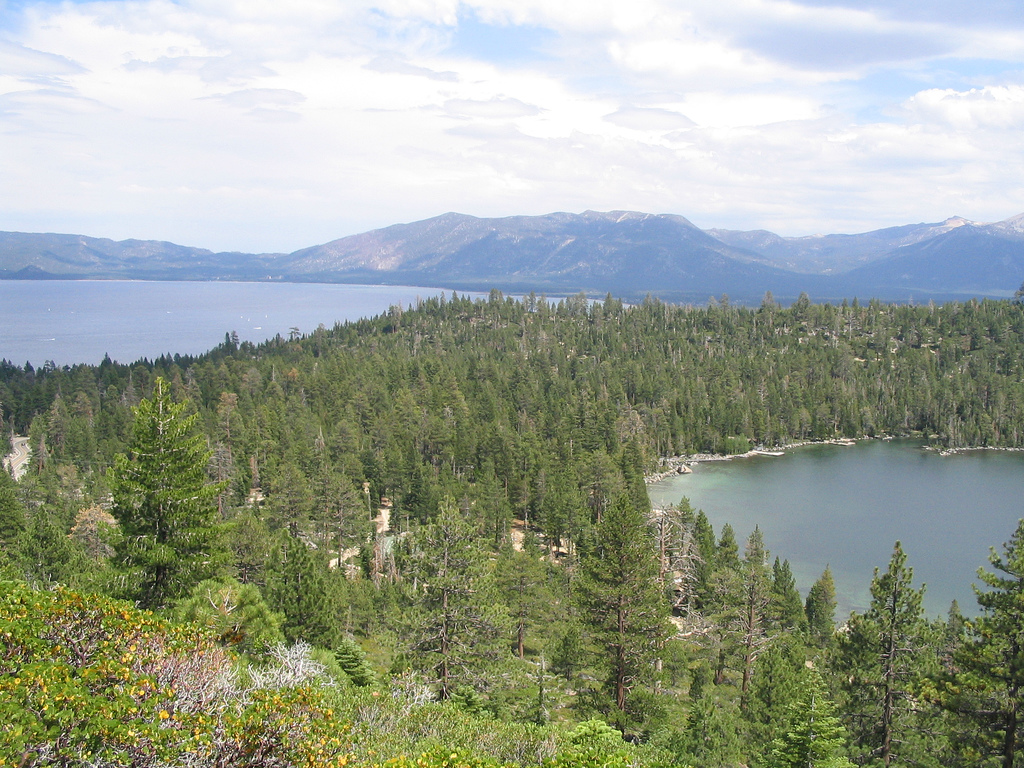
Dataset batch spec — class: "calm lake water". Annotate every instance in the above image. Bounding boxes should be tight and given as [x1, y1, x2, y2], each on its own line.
[648, 440, 1024, 618]
[0, 280, 479, 367]
[4, 281, 1022, 619]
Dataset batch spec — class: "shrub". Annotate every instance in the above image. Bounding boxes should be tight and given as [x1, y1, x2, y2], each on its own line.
[0, 582, 351, 768]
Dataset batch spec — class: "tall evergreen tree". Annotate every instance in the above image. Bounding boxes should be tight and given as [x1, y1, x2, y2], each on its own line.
[264, 532, 339, 648]
[767, 666, 855, 768]
[805, 566, 837, 643]
[109, 377, 226, 609]
[771, 557, 807, 631]
[739, 527, 772, 707]
[744, 634, 811, 756]
[495, 538, 552, 659]
[0, 468, 26, 571]
[716, 523, 741, 571]
[407, 495, 505, 699]
[836, 542, 926, 767]
[576, 492, 670, 724]
[692, 509, 717, 607]
[956, 519, 1024, 768]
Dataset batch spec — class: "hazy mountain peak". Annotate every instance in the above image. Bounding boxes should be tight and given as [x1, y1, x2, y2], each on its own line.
[940, 216, 972, 229]
[2, 209, 1022, 304]
[990, 212, 1024, 236]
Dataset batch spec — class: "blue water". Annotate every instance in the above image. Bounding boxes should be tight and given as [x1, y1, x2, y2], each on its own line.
[0, 280, 480, 366]
[4, 281, 1021, 620]
[648, 440, 1024, 617]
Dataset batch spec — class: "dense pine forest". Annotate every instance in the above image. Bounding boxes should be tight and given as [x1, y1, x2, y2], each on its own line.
[2, 291, 1024, 767]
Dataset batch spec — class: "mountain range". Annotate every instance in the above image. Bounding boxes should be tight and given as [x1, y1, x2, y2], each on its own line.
[3, 210, 1023, 304]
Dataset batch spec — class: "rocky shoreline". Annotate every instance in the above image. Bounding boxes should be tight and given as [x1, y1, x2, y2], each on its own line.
[638, 436, 1024, 483]
[646, 436, 1024, 483]
[926, 445, 1024, 457]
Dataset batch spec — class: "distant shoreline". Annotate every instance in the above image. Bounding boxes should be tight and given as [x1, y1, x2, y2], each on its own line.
[645, 436, 1024, 483]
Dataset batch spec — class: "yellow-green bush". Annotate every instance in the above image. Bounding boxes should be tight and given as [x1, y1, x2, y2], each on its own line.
[0, 582, 351, 768]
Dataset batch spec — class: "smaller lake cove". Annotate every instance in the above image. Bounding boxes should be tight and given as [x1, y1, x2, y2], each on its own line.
[647, 439, 1024, 618]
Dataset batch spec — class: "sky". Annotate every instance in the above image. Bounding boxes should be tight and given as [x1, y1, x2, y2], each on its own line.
[1, 0, 1023, 253]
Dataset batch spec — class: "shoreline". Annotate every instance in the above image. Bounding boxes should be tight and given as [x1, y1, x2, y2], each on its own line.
[645, 436, 1024, 483]
[926, 445, 1024, 458]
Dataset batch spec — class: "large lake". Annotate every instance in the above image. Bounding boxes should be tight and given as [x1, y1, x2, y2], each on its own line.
[0, 280, 479, 367]
[4, 280, 1022, 619]
[648, 440, 1024, 618]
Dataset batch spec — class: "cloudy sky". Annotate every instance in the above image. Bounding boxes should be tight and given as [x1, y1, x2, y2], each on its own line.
[2, 0, 1023, 252]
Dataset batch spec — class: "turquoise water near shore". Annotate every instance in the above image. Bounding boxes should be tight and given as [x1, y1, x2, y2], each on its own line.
[647, 440, 1024, 618]
[5, 281, 1022, 620]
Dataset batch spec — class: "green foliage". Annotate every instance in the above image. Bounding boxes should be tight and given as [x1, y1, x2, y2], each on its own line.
[834, 542, 928, 766]
[738, 527, 772, 705]
[716, 523, 740, 571]
[743, 633, 812, 754]
[0, 582, 350, 768]
[766, 666, 854, 768]
[109, 377, 227, 608]
[0, 468, 26, 565]
[951, 518, 1024, 767]
[576, 493, 670, 727]
[264, 532, 339, 648]
[495, 543, 554, 659]
[805, 566, 837, 643]
[770, 558, 807, 631]
[336, 635, 378, 687]
[722, 435, 751, 455]
[406, 495, 507, 700]
[7, 296, 1024, 766]
[551, 619, 584, 682]
[173, 576, 284, 654]
[565, 718, 623, 749]
[551, 719, 634, 768]
[668, 696, 745, 767]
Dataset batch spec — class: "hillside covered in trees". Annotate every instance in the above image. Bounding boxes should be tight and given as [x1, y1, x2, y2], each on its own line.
[2, 292, 1024, 766]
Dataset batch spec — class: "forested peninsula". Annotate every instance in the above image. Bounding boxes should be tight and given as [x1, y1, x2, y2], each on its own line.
[2, 292, 1024, 767]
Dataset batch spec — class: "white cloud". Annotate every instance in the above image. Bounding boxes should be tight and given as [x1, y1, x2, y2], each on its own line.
[443, 96, 541, 119]
[903, 85, 1024, 130]
[0, 0, 1022, 250]
[604, 106, 696, 131]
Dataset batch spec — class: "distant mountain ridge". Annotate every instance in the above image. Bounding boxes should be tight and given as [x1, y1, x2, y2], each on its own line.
[2, 210, 1023, 304]
[707, 216, 980, 273]
[0, 231, 282, 281]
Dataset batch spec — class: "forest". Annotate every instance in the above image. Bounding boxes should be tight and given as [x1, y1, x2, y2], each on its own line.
[1, 290, 1023, 767]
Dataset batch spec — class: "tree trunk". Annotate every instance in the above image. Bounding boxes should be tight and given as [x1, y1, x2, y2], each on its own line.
[1003, 694, 1017, 768]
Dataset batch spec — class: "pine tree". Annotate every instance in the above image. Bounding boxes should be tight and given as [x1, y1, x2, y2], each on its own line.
[771, 557, 807, 631]
[745, 634, 811, 755]
[0, 468, 26, 571]
[739, 527, 772, 707]
[957, 518, 1024, 768]
[836, 541, 926, 767]
[174, 576, 284, 653]
[805, 566, 837, 643]
[576, 492, 670, 722]
[109, 377, 227, 609]
[335, 635, 377, 686]
[407, 495, 505, 699]
[767, 666, 854, 768]
[716, 523, 741, 571]
[672, 697, 746, 767]
[264, 532, 339, 648]
[495, 540, 552, 659]
[692, 509, 717, 607]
